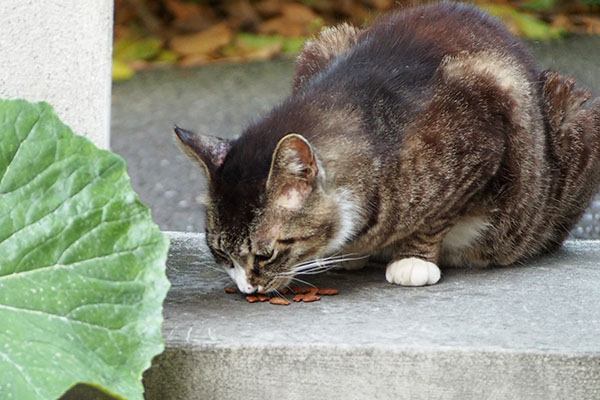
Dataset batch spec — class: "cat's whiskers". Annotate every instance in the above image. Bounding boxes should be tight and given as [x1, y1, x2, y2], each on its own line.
[200, 264, 229, 276]
[284, 254, 369, 276]
[286, 276, 317, 289]
[289, 253, 364, 271]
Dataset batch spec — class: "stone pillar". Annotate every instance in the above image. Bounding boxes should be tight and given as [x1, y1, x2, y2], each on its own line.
[0, 0, 113, 149]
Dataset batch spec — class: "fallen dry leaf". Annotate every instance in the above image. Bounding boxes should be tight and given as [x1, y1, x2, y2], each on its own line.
[362, 0, 393, 10]
[170, 22, 233, 55]
[244, 42, 283, 61]
[173, 15, 217, 33]
[281, 3, 319, 25]
[258, 17, 305, 37]
[225, 0, 262, 29]
[165, 0, 204, 19]
[178, 54, 212, 67]
[254, 0, 284, 17]
[572, 15, 600, 35]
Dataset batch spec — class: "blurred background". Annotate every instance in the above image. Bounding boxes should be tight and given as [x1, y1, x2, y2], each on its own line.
[110, 0, 600, 238]
[113, 0, 600, 78]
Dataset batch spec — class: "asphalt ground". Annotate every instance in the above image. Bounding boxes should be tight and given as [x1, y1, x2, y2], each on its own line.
[111, 35, 600, 237]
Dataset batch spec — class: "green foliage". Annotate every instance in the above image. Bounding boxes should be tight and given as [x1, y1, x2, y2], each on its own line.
[0, 99, 170, 400]
[520, 0, 555, 12]
[236, 33, 308, 54]
[112, 59, 135, 81]
[113, 36, 166, 81]
[484, 4, 566, 40]
[113, 37, 162, 62]
[578, 0, 600, 6]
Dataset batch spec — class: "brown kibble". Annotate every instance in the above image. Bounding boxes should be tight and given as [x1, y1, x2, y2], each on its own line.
[293, 286, 313, 294]
[225, 286, 238, 294]
[245, 295, 260, 303]
[293, 294, 304, 302]
[269, 297, 290, 306]
[307, 287, 319, 296]
[257, 295, 269, 302]
[302, 294, 321, 302]
[317, 288, 339, 296]
[279, 287, 290, 295]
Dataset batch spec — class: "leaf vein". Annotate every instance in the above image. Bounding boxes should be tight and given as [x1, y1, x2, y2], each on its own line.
[0, 110, 41, 192]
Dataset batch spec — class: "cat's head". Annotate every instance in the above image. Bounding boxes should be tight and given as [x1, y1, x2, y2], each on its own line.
[174, 126, 345, 293]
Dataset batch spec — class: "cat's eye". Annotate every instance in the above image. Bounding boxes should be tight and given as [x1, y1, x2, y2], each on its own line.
[254, 250, 275, 264]
[211, 247, 229, 262]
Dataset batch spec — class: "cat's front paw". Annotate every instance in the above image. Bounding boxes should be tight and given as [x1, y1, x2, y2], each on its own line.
[385, 257, 441, 286]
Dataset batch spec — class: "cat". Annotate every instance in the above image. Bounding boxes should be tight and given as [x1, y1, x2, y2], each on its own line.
[175, 2, 600, 294]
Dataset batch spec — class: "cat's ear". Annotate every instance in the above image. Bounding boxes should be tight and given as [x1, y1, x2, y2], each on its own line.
[174, 125, 231, 178]
[266, 133, 318, 210]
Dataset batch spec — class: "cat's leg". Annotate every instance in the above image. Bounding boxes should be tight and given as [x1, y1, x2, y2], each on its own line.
[385, 230, 447, 286]
[382, 52, 526, 284]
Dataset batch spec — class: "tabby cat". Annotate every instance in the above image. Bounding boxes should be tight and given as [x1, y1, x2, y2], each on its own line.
[175, 2, 600, 294]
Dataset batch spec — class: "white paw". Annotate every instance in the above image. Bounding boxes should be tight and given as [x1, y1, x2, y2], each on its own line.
[385, 257, 441, 286]
[339, 256, 369, 270]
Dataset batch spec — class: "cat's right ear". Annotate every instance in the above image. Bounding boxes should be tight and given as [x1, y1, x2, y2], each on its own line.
[173, 125, 231, 179]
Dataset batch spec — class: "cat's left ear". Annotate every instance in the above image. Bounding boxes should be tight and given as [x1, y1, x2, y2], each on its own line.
[173, 125, 231, 179]
[266, 133, 318, 210]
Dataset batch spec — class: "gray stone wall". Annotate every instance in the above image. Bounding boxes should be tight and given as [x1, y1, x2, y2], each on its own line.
[0, 0, 113, 149]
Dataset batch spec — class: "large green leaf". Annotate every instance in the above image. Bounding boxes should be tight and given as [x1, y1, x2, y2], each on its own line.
[0, 99, 170, 399]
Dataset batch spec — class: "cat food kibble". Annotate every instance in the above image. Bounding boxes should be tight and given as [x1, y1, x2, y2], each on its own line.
[269, 297, 291, 306]
[245, 295, 260, 303]
[293, 286, 314, 294]
[293, 294, 304, 302]
[227, 285, 339, 306]
[317, 288, 339, 296]
[301, 294, 321, 302]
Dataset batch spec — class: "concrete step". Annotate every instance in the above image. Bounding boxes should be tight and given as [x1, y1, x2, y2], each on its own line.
[142, 232, 600, 400]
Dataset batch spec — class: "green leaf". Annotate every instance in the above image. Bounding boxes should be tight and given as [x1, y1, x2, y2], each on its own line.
[154, 49, 179, 64]
[236, 33, 285, 49]
[520, 0, 555, 12]
[0, 99, 170, 400]
[113, 37, 162, 62]
[236, 33, 308, 55]
[282, 37, 308, 54]
[112, 59, 135, 81]
[483, 4, 565, 40]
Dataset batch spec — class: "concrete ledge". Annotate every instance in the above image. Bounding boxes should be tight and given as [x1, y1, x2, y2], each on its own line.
[143, 232, 600, 400]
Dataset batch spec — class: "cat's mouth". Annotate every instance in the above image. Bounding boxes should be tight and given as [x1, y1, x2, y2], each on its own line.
[261, 276, 293, 294]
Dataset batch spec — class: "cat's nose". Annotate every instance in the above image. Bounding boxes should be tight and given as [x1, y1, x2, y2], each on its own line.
[238, 282, 256, 294]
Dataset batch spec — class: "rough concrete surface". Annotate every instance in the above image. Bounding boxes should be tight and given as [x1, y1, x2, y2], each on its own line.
[110, 36, 600, 238]
[141, 232, 600, 400]
[0, 0, 113, 149]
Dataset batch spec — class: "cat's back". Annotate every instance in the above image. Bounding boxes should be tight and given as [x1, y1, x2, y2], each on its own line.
[318, 2, 537, 95]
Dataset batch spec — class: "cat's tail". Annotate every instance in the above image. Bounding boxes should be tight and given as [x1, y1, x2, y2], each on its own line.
[540, 70, 600, 243]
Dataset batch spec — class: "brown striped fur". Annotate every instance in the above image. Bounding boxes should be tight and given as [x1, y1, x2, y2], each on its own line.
[175, 3, 600, 292]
